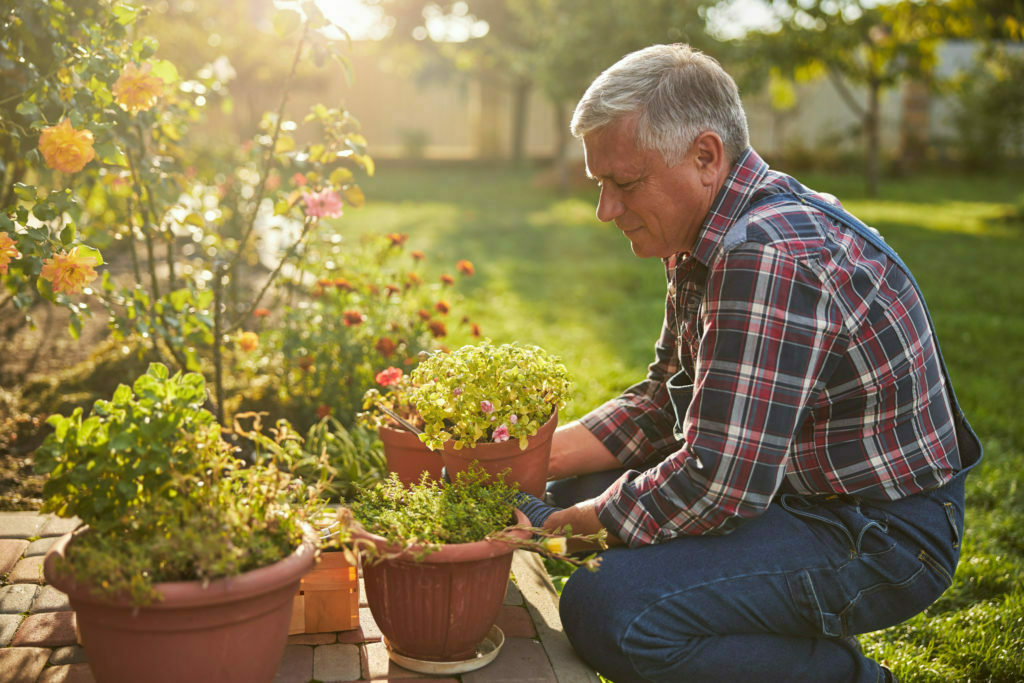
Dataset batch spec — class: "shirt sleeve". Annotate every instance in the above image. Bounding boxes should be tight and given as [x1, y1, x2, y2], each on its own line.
[578, 287, 687, 469]
[594, 242, 849, 547]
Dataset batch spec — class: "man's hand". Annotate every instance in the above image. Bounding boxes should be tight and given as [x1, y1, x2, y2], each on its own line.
[542, 499, 622, 550]
[549, 421, 622, 481]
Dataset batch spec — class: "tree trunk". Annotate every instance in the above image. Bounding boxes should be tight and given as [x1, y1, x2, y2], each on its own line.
[552, 99, 569, 195]
[511, 78, 531, 166]
[865, 79, 881, 198]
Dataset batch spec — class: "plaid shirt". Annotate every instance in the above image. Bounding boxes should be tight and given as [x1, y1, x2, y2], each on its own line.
[583, 149, 961, 547]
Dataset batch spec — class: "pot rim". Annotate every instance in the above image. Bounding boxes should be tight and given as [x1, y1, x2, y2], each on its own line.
[44, 522, 317, 609]
[379, 411, 558, 452]
[352, 508, 531, 564]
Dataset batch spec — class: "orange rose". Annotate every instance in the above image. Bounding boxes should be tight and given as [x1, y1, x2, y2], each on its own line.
[39, 247, 99, 294]
[38, 119, 96, 174]
[238, 331, 259, 352]
[0, 233, 21, 276]
[113, 62, 164, 113]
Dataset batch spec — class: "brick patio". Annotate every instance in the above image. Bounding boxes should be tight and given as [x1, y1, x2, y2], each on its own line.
[0, 512, 599, 682]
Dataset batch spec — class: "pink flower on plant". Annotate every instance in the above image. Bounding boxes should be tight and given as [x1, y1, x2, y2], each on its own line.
[453, 387, 463, 397]
[509, 414, 518, 424]
[492, 425, 510, 443]
[480, 400, 494, 414]
[302, 189, 343, 218]
[375, 367, 403, 386]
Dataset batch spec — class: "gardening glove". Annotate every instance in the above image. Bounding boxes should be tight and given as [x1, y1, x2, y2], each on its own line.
[512, 491, 563, 527]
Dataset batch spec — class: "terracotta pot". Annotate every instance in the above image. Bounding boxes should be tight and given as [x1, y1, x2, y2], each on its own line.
[441, 413, 558, 497]
[44, 527, 316, 683]
[379, 425, 444, 485]
[357, 509, 530, 662]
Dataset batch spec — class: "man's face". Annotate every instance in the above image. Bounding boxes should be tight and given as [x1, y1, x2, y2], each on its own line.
[583, 117, 719, 259]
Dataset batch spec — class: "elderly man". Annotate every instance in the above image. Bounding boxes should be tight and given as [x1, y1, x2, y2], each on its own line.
[538, 44, 982, 682]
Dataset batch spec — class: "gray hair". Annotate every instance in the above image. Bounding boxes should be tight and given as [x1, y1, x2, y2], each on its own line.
[571, 44, 750, 166]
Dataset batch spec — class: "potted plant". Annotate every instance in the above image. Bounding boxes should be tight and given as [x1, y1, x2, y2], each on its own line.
[35, 363, 330, 683]
[361, 340, 573, 495]
[341, 467, 603, 673]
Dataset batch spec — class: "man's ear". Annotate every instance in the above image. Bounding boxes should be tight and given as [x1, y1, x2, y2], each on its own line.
[692, 131, 727, 185]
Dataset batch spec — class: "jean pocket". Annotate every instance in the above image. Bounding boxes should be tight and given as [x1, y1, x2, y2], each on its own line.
[787, 538, 950, 638]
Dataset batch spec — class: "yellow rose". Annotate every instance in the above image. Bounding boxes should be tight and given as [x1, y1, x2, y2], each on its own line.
[238, 331, 259, 352]
[113, 62, 164, 113]
[0, 233, 21, 275]
[38, 119, 96, 174]
[39, 246, 99, 294]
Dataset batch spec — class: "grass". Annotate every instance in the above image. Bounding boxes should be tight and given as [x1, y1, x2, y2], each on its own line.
[340, 161, 1024, 682]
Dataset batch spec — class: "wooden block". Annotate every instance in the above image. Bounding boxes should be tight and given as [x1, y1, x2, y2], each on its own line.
[303, 588, 359, 633]
[288, 594, 305, 635]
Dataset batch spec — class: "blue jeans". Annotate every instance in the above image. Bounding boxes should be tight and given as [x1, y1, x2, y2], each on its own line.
[550, 469, 968, 683]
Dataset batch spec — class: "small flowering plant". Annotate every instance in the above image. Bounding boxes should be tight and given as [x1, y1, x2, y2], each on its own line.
[362, 340, 573, 451]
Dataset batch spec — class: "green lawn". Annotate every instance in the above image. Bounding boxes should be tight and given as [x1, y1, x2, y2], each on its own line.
[342, 162, 1024, 681]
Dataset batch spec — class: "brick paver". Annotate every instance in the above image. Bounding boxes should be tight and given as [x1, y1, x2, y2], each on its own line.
[38, 516, 81, 538]
[25, 536, 58, 558]
[0, 512, 47, 540]
[0, 583, 38, 614]
[463, 637, 557, 683]
[11, 610, 78, 648]
[0, 539, 30, 576]
[357, 607, 382, 641]
[495, 604, 537, 638]
[313, 643, 362, 682]
[0, 646, 50, 683]
[30, 585, 72, 613]
[36, 663, 96, 683]
[8, 555, 46, 584]
[0, 613, 23, 646]
[275, 643, 313, 683]
[49, 644, 88, 666]
[360, 640, 421, 680]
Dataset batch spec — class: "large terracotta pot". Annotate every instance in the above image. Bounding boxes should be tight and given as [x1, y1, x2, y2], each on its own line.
[379, 424, 444, 486]
[356, 509, 530, 663]
[440, 412, 558, 497]
[44, 527, 316, 683]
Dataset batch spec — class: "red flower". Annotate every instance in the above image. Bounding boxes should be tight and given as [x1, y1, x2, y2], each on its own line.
[375, 367, 404, 386]
[333, 278, 354, 291]
[297, 355, 315, 372]
[375, 337, 397, 358]
[428, 320, 447, 338]
[292, 172, 307, 186]
[471, 323, 481, 337]
[253, 308, 271, 318]
[417, 309, 432, 321]
[440, 273, 454, 285]
[456, 260, 475, 276]
[384, 284, 400, 297]
[343, 309, 365, 326]
[387, 233, 408, 247]
[407, 272, 422, 286]
[316, 404, 332, 419]
[317, 278, 333, 287]
[411, 250, 426, 261]
[435, 300, 450, 315]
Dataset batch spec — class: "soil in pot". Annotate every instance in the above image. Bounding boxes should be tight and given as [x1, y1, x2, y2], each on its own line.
[44, 529, 316, 683]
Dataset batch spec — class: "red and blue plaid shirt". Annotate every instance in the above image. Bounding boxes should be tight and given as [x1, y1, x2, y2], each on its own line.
[583, 149, 961, 547]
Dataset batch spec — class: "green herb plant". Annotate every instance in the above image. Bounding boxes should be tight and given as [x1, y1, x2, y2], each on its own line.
[34, 363, 330, 604]
[361, 340, 573, 451]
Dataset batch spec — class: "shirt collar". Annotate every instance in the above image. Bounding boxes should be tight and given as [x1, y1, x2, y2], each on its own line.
[687, 147, 770, 267]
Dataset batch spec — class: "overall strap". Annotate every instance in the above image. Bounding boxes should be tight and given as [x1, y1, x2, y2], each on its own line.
[743, 192, 982, 470]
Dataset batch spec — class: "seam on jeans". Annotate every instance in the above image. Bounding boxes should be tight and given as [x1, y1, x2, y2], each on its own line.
[619, 568, 806, 677]
[835, 562, 928, 628]
[918, 549, 954, 586]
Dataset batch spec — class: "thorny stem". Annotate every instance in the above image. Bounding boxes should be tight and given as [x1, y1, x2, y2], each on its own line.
[133, 119, 176, 289]
[225, 214, 317, 334]
[125, 144, 161, 301]
[125, 197, 143, 287]
[212, 262, 226, 424]
[226, 22, 309, 279]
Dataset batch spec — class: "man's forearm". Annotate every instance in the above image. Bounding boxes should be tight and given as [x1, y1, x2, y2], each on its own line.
[548, 420, 622, 480]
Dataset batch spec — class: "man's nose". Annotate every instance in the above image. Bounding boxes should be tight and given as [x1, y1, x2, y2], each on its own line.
[596, 186, 624, 223]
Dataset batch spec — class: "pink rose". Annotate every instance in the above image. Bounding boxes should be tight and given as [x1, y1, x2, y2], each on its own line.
[492, 424, 510, 443]
[480, 400, 494, 413]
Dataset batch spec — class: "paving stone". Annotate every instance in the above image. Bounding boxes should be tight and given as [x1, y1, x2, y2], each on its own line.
[0, 646, 50, 683]
[358, 607, 382, 641]
[8, 555, 45, 584]
[0, 538, 29, 577]
[313, 643, 362, 682]
[496, 604, 537, 639]
[38, 516, 82, 538]
[49, 644, 88, 665]
[462, 637, 556, 683]
[274, 644, 313, 683]
[25, 536, 58, 557]
[503, 580, 524, 606]
[11, 610, 77, 647]
[358, 577, 367, 606]
[287, 632, 337, 645]
[0, 583, 38, 614]
[361, 640, 421, 680]
[0, 512, 47, 540]
[36, 663, 96, 683]
[31, 585, 72, 612]
[0, 613, 23, 646]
